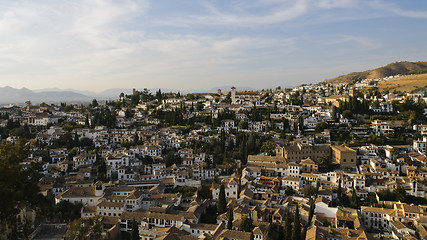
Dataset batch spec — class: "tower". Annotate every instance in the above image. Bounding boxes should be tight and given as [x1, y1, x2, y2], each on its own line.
[231, 87, 236, 104]
[349, 88, 358, 97]
[95, 181, 104, 196]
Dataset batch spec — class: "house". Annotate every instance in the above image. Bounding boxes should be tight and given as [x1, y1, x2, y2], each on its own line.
[360, 206, 395, 231]
[27, 113, 60, 126]
[97, 201, 124, 217]
[72, 154, 96, 169]
[217, 229, 252, 240]
[221, 119, 235, 130]
[300, 158, 318, 173]
[305, 226, 370, 240]
[314, 197, 337, 226]
[55, 184, 104, 206]
[284, 162, 302, 177]
[331, 145, 357, 167]
[276, 143, 331, 163]
[282, 176, 301, 192]
[371, 120, 393, 136]
[212, 177, 239, 200]
[181, 223, 218, 237]
[106, 153, 130, 173]
[414, 140, 427, 154]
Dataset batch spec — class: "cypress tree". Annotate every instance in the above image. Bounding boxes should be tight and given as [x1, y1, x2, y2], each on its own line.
[332, 106, 337, 122]
[283, 213, 292, 240]
[291, 206, 301, 240]
[227, 210, 233, 229]
[351, 187, 360, 209]
[130, 219, 140, 240]
[218, 184, 227, 214]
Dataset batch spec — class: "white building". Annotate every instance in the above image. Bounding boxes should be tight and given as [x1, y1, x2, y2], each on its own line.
[212, 177, 239, 200]
[413, 140, 426, 154]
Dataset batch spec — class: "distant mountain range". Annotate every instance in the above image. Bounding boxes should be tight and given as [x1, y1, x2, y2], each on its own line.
[325, 61, 427, 84]
[0, 86, 259, 105]
[0, 86, 89, 105]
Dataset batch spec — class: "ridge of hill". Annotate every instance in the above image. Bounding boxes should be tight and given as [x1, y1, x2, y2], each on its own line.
[325, 61, 427, 84]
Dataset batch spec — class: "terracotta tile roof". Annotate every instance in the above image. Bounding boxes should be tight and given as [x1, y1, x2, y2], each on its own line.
[57, 186, 98, 198]
[217, 230, 251, 240]
[97, 201, 124, 208]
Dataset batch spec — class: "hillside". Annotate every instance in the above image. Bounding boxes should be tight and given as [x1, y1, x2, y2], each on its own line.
[325, 61, 427, 84]
[376, 73, 427, 93]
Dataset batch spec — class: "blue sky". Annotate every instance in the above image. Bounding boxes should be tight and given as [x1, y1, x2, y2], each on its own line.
[0, 0, 426, 92]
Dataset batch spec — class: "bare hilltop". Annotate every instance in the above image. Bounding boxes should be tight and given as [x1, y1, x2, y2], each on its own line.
[325, 61, 427, 84]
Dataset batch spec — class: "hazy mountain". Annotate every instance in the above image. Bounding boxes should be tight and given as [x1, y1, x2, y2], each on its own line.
[0, 86, 91, 105]
[325, 61, 427, 84]
[33, 88, 133, 101]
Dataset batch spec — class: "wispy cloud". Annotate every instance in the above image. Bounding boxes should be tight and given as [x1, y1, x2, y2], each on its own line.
[0, 0, 299, 90]
[0, 0, 425, 91]
[326, 35, 380, 50]
[196, 0, 309, 26]
[369, 1, 427, 19]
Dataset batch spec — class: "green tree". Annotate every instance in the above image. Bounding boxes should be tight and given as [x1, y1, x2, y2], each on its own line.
[66, 216, 103, 240]
[217, 184, 227, 214]
[164, 151, 182, 167]
[285, 186, 295, 196]
[283, 213, 293, 240]
[302, 185, 316, 198]
[332, 106, 338, 122]
[394, 185, 407, 202]
[342, 110, 353, 119]
[239, 216, 254, 232]
[0, 141, 46, 236]
[238, 120, 249, 130]
[315, 121, 328, 133]
[196, 102, 204, 111]
[91, 99, 98, 107]
[391, 147, 400, 159]
[351, 187, 360, 209]
[317, 156, 333, 173]
[156, 89, 163, 101]
[125, 108, 135, 118]
[131, 219, 140, 240]
[291, 206, 301, 240]
[53, 200, 83, 221]
[227, 210, 233, 230]
[260, 140, 275, 156]
[298, 116, 304, 133]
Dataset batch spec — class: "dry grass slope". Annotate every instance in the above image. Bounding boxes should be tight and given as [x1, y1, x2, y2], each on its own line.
[325, 61, 427, 84]
[377, 73, 427, 93]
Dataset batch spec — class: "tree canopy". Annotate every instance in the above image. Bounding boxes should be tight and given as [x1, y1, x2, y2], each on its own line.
[0, 141, 46, 236]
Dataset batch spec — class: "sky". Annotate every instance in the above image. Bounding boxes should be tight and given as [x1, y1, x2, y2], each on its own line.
[0, 0, 427, 92]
